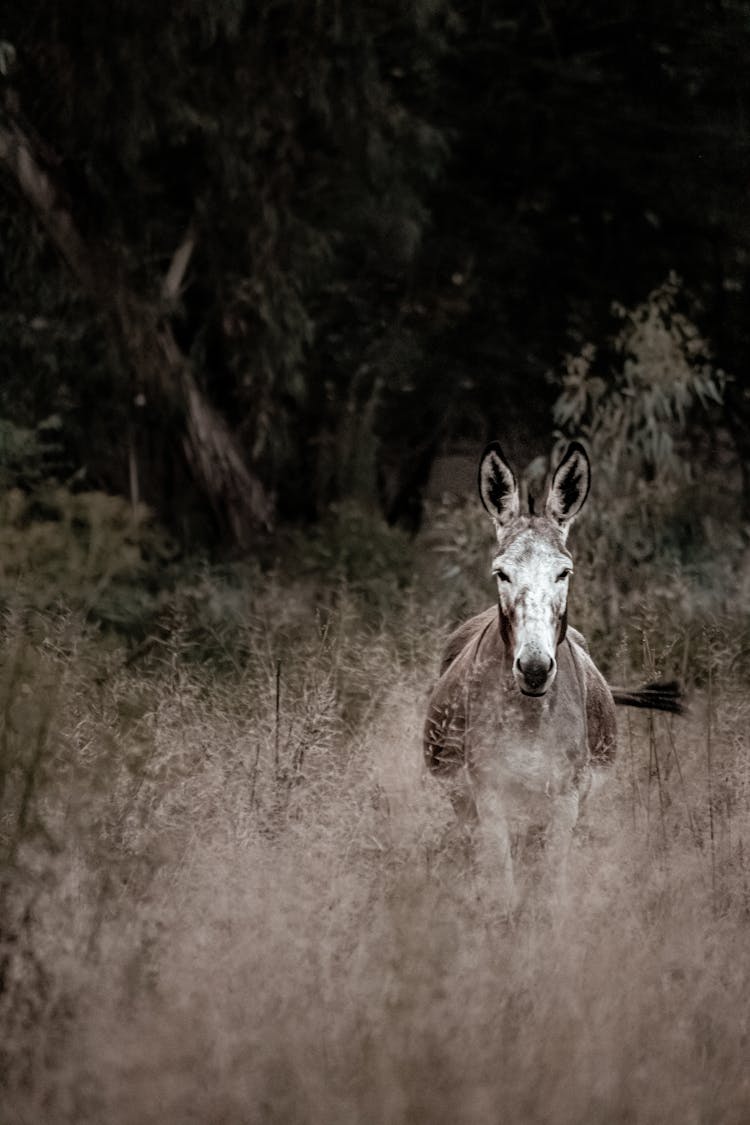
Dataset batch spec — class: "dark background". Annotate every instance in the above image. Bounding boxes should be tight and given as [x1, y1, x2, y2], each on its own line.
[2, 0, 749, 547]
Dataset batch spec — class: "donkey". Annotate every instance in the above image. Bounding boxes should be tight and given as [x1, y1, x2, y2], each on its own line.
[424, 441, 680, 908]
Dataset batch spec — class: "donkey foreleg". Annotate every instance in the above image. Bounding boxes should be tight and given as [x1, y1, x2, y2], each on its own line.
[473, 787, 517, 915]
[541, 792, 580, 905]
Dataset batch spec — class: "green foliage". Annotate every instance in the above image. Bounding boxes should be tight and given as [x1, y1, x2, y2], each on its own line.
[0, 415, 69, 488]
[0, 412, 177, 630]
[548, 277, 726, 566]
[0, 486, 175, 618]
[0, 419, 44, 486]
[281, 500, 416, 603]
[555, 275, 725, 487]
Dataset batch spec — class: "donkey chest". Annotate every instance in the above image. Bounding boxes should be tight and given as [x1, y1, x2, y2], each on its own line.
[467, 687, 588, 798]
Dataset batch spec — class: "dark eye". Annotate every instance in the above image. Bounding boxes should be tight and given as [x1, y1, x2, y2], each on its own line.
[495, 569, 511, 583]
[557, 569, 572, 582]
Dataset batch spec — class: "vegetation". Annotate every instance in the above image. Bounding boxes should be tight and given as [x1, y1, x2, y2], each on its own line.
[2, 1, 750, 539]
[1, 299, 749, 1116]
[2, 2, 750, 1120]
[2, 512, 750, 1121]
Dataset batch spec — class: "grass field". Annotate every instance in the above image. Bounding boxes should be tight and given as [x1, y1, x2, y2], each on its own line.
[2, 524, 750, 1124]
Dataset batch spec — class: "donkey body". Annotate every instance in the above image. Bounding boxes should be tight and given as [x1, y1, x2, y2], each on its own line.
[424, 441, 676, 906]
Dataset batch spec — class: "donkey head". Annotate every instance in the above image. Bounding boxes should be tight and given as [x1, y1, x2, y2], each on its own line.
[478, 442, 590, 697]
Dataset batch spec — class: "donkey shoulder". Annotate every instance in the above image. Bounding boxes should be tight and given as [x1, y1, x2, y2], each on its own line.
[426, 609, 497, 775]
[439, 606, 497, 676]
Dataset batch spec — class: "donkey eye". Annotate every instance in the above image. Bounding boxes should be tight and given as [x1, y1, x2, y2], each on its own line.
[557, 568, 572, 582]
[494, 569, 511, 583]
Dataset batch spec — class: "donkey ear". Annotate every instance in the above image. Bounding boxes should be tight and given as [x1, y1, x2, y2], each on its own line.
[478, 442, 520, 527]
[546, 441, 591, 535]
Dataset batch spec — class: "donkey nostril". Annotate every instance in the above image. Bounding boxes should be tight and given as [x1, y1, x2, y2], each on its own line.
[518, 657, 552, 674]
[518, 656, 554, 688]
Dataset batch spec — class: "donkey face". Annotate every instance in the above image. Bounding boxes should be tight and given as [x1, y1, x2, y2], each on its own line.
[478, 442, 590, 697]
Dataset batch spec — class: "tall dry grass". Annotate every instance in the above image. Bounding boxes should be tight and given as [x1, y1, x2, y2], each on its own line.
[2, 529, 750, 1123]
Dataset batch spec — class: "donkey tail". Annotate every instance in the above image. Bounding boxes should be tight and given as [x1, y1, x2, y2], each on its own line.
[610, 680, 683, 715]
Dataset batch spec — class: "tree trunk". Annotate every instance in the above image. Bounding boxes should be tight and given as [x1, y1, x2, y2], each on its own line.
[0, 112, 274, 545]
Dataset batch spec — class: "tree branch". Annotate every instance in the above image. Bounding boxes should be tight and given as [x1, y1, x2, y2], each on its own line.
[0, 118, 98, 296]
[0, 109, 274, 542]
[162, 224, 196, 305]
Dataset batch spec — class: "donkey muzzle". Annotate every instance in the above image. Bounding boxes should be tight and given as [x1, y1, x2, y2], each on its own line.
[515, 654, 555, 696]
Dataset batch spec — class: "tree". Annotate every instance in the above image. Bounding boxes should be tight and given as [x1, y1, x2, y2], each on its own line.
[0, 0, 450, 537]
[2, 0, 750, 542]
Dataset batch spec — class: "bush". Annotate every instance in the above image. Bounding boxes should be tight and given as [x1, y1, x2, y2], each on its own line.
[0, 485, 176, 626]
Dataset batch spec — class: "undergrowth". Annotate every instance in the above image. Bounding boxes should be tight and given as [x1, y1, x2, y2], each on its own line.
[2, 273, 747, 1121]
[1, 518, 750, 1123]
